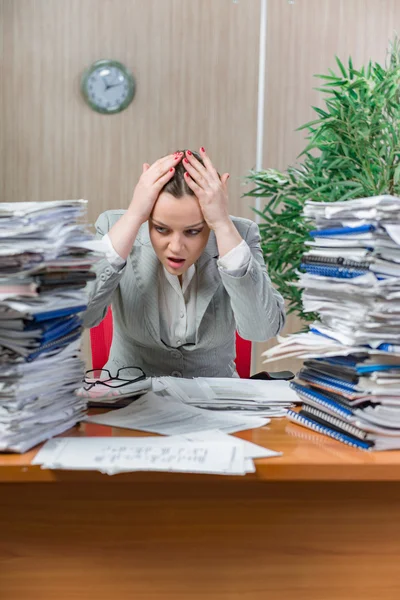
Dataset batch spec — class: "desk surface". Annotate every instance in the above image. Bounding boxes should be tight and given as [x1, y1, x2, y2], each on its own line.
[2, 416, 400, 482]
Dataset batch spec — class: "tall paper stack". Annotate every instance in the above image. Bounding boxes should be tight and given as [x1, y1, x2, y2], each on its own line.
[0, 200, 104, 452]
[263, 195, 400, 450]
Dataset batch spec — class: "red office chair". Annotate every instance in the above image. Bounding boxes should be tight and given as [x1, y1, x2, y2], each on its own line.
[90, 306, 252, 378]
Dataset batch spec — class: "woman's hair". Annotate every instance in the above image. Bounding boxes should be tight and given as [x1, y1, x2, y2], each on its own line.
[160, 149, 204, 198]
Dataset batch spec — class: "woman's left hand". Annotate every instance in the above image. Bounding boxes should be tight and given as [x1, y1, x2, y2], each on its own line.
[182, 148, 231, 231]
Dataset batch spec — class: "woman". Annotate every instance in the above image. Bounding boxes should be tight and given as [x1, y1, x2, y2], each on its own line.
[84, 148, 285, 377]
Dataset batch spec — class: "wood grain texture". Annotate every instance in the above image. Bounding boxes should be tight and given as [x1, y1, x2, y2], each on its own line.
[1, 481, 400, 599]
[0, 0, 260, 224]
[255, 0, 400, 375]
[3, 417, 400, 482]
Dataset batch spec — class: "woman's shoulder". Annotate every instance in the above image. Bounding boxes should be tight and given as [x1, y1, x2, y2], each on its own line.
[230, 215, 259, 236]
[95, 209, 126, 230]
[95, 210, 150, 245]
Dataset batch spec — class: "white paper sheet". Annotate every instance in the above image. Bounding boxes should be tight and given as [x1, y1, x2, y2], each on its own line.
[152, 376, 296, 416]
[32, 435, 246, 476]
[85, 392, 269, 435]
[176, 429, 282, 460]
[33, 429, 281, 475]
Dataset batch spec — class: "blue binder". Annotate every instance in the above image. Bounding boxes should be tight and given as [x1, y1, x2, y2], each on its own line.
[310, 224, 375, 237]
[300, 263, 368, 279]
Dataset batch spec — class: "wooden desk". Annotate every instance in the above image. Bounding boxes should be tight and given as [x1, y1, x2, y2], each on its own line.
[1, 418, 400, 599]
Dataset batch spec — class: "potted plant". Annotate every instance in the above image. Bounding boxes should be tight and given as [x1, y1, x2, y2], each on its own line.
[245, 38, 400, 325]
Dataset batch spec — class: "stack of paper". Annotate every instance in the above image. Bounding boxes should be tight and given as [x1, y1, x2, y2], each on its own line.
[0, 200, 104, 452]
[153, 377, 296, 417]
[32, 429, 281, 476]
[263, 195, 400, 450]
[85, 391, 271, 435]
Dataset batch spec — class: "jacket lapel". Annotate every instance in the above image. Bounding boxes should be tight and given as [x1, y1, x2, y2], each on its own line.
[131, 225, 221, 344]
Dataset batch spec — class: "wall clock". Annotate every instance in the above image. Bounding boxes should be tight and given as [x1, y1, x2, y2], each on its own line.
[81, 59, 136, 114]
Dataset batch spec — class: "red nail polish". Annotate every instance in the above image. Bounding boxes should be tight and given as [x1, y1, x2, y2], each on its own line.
[184, 158, 189, 163]
[200, 147, 205, 153]
[170, 167, 174, 172]
[187, 150, 192, 156]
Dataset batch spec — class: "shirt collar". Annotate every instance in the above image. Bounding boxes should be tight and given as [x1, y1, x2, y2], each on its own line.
[162, 264, 196, 295]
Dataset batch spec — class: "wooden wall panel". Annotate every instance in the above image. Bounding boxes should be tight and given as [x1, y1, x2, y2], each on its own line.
[0, 0, 261, 367]
[0, 0, 261, 222]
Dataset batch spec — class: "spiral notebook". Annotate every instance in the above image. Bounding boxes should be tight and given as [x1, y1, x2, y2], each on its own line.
[287, 410, 372, 450]
[299, 406, 369, 441]
[298, 367, 359, 393]
[300, 264, 368, 279]
[290, 381, 355, 419]
[302, 255, 371, 269]
[303, 358, 360, 383]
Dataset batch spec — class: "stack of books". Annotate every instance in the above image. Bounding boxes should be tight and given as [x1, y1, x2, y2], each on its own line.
[263, 195, 400, 450]
[0, 200, 104, 452]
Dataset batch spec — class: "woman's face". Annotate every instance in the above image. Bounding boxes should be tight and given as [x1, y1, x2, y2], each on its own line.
[149, 192, 210, 277]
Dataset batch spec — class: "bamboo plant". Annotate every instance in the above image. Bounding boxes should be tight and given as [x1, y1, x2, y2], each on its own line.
[245, 39, 400, 323]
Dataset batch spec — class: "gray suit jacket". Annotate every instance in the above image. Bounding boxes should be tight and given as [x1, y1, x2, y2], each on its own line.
[83, 210, 285, 377]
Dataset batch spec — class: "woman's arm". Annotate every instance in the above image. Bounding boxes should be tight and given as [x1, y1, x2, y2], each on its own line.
[82, 211, 127, 328]
[108, 152, 183, 259]
[83, 153, 183, 327]
[182, 148, 285, 342]
[217, 220, 286, 342]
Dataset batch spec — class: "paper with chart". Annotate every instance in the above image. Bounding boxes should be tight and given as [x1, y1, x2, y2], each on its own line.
[85, 391, 270, 434]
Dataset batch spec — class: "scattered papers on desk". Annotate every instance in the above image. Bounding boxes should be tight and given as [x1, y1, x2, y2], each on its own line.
[32, 429, 280, 476]
[85, 391, 270, 435]
[0, 200, 104, 452]
[77, 376, 295, 415]
[153, 377, 296, 417]
[264, 195, 400, 451]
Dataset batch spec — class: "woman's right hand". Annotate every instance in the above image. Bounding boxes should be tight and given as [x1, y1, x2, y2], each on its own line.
[127, 152, 183, 224]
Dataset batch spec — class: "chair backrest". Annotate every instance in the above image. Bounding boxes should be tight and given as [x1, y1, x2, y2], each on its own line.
[90, 307, 252, 378]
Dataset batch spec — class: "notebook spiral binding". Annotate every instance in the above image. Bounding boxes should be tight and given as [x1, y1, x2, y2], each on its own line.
[302, 255, 371, 269]
[298, 371, 358, 394]
[304, 405, 367, 440]
[287, 410, 371, 450]
[290, 382, 352, 418]
[300, 264, 368, 279]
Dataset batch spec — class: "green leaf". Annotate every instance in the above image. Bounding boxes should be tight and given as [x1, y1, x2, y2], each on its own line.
[335, 55, 348, 78]
[394, 164, 400, 185]
[296, 118, 323, 131]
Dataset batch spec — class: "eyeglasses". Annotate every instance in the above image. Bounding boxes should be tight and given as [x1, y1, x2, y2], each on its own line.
[83, 366, 146, 390]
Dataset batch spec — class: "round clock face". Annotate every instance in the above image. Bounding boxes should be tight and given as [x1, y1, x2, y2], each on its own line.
[81, 60, 136, 114]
